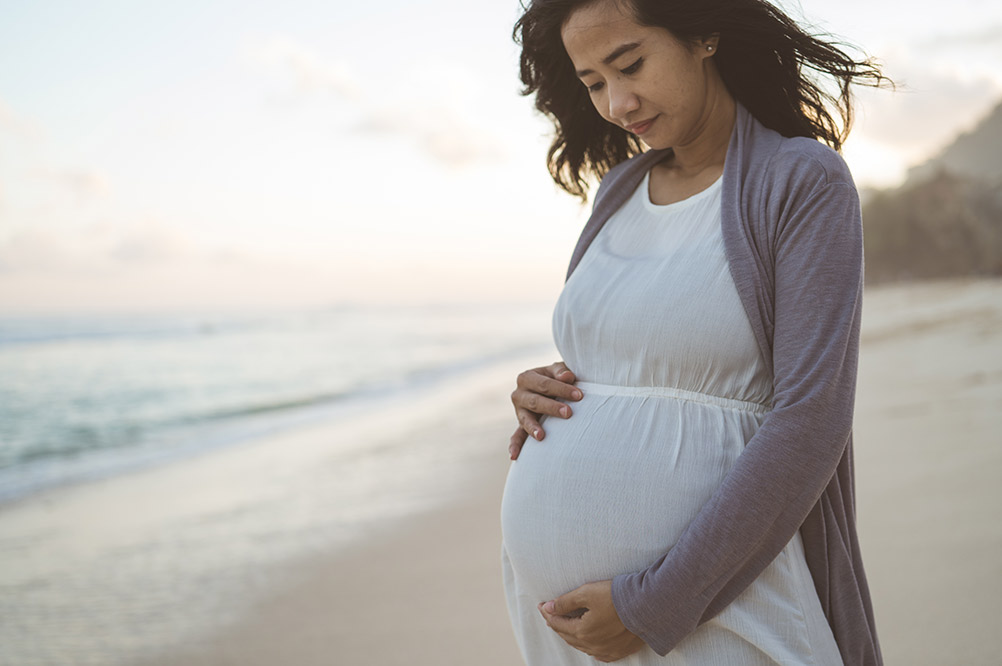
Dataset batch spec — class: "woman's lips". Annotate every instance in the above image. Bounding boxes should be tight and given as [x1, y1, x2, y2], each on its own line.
[625, 116, 657, 135]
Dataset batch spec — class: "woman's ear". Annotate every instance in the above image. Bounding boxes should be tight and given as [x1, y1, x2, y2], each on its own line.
[701, 33, 721, 56]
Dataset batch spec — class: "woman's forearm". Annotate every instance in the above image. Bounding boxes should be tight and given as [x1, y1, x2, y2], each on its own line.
[611, 180, 864, 656]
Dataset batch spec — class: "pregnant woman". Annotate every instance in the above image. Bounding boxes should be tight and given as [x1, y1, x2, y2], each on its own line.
[500, 0, 888, 664]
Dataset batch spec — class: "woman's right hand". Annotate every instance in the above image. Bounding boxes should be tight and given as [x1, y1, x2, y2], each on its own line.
[509, 361, 582, 460]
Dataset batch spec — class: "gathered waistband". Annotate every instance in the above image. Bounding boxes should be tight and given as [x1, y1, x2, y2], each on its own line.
[575, 381, 772, 414]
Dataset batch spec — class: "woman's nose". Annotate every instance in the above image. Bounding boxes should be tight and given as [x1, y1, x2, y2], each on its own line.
[607, 82, 640, 121]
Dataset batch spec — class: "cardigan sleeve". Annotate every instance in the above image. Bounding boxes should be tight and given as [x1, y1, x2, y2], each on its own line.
[610, 178, 864, 656]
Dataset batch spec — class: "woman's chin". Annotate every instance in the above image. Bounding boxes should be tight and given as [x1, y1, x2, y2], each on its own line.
[640, 138, 672, 152]
[633, 129, 672, 151]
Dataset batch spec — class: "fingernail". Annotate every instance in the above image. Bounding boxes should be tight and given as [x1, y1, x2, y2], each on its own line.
[533, 429, 542, 441]
[543, 601, 555, 613]
[559, 406, 570, 418]
[571, 390, 582, 400]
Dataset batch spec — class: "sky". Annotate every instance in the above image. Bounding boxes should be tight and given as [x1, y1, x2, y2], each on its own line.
[1, 0, 1000, 313]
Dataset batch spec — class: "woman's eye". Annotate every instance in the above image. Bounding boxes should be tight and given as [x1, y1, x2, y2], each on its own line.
[584, 58, 642, 93]
[621, 58, 643, 75]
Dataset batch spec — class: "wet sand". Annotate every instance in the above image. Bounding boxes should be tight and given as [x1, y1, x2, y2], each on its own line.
[140, 436, 523, 666]
[852, 279, 1002, 665]
[141, 279, 1001, 666]
[5, 279, 999, 666]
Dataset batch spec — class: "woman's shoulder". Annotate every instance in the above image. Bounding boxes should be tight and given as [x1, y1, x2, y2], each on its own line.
[736, 103, 857, 190]
[766, 135, 856, 191]
[742, 133, 860, 225]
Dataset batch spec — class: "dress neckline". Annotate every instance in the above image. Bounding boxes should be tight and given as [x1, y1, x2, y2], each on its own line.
[642, 169, 723, 214]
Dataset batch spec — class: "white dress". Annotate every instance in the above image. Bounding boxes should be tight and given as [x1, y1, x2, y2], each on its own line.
[500, 172, 843, 665]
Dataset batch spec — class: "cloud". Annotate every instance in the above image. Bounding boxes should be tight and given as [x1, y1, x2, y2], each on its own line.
[918, 24, 1002, 50]
[355, 107, 505, 167]
[250, 36, 360, 99]
[849, 55, 1002, 166]
[108, 222, 195, 264]
[0, 229, 75, 273]
[821, 33, 1002, 188]
[31, 167, 112, 201]
[0, 222, 365, 313]
[248, 36, 505, 167]
[420, 125, 505, 167]
[0, 220, 199, 275]
[0, 100, 110, 213]
[0, 98, 44, 141]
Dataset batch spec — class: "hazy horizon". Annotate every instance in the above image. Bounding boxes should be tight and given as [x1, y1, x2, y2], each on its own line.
[2, 0, 1000, 313]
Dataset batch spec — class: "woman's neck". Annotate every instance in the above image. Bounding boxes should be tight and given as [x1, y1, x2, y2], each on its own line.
[662, 84, 736, 178]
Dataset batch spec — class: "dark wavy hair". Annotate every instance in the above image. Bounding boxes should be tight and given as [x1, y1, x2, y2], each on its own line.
[514, 0, 890, 199]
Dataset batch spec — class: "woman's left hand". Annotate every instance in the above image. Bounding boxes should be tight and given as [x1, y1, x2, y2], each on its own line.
[538, 580, 646, 662]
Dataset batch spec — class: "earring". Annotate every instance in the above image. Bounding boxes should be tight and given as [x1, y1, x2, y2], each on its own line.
[706, 45, 713, 52]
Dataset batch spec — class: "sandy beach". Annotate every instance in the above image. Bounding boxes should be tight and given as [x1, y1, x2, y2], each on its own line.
[139, 427, 524, 666]
[2, 279, 1000, 666]
[852, 279, 1002, 664]
[150, 278, 1002, 666]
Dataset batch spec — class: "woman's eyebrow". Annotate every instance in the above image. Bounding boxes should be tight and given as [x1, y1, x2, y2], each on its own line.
[575, 42, 642, 78]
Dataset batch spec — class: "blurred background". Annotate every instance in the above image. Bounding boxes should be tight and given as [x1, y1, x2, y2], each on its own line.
[1, 1, 999, 665]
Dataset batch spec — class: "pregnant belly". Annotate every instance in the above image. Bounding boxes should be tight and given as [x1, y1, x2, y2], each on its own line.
[500, 386, 767, 599]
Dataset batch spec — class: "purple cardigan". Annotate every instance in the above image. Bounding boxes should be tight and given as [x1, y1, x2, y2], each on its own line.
[566, 103, 881, 664]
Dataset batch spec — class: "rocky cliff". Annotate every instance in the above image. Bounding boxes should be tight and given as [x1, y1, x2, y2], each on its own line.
[862, 101, 1002, 284]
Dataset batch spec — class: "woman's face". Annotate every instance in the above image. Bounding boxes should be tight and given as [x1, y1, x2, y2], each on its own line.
[560, 0, 719, 150]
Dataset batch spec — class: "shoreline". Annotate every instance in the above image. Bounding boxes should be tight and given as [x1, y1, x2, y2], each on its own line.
[0, 352, 550, 666]
[138, 428, 523, 666]
[2, 278, 999, 665]
[146, 278, 1001, 666]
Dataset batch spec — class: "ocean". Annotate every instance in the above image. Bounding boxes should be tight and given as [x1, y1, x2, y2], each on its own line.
[0, 304, 552, 503]
[0, 303, 555, 665]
